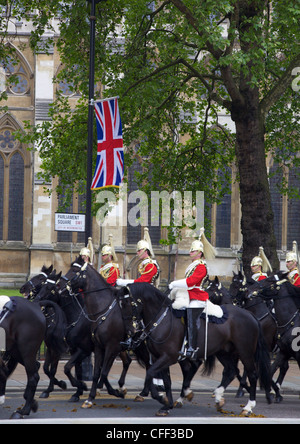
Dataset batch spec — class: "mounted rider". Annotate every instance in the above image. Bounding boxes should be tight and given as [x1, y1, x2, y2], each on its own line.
[99, 234, 120, 287]
[117, 227, 160, 287]
[80, 237, 94, 265]
[117, 228, 160, 350]
[169, 228, 216, 361]
[286, 241, 300, 287]
[250, 246, 273, 281]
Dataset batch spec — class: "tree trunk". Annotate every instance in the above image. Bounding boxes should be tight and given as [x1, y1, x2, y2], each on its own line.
[232, 87, 279, 275]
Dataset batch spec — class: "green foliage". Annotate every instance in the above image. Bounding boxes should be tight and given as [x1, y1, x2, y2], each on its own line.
[1, 0, 299, 244]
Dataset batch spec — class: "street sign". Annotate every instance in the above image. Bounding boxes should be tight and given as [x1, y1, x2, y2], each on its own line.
[55, 213, 86, 232]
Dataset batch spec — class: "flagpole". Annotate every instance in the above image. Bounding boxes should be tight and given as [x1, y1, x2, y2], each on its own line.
[85, 0, 105, 246]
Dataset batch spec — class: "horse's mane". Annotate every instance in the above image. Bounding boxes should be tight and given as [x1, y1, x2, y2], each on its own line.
[71, 256, 116, 291]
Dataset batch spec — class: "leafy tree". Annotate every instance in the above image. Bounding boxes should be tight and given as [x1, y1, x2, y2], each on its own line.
[2, 0, 300, 272]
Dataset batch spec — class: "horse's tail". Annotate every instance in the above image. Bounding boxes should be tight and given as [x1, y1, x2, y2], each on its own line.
[39, 300, 68, 355]
[255, 323, 272, 392]
[201, 355, 216, 376]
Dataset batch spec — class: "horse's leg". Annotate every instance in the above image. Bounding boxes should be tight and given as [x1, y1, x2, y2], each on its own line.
[235, 368, 249, 398]
[175, 359, 202, 407]
[99, 348, 124, 399]
[0, 355, 18, 406]
[271, 352, 288, 403]
[144, 355, 176, 415]
[214, 354, 238, 411]
[117, 351, 132, 396]
[64, 349, 89, 402]
[133, 342, 152, 401]
[11, 359, 40, 419]
[81, 345, 103, 409]
[156, 368, 174, 417]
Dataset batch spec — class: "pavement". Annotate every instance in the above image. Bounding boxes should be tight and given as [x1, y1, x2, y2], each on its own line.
[3, 357, 300, 424]
[7, 356, 300, 393]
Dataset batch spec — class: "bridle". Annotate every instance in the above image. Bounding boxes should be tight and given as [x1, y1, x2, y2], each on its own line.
[118, 286, 172, 346]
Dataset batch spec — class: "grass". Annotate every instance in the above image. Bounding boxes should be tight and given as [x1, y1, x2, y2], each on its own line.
[0, 289, 21, 297]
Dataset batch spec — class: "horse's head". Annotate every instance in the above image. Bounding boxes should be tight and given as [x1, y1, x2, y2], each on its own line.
[206, 277, 223, 305]
[229, 271, 247, 300]
[20, 265, 54, 300]
[65, 256, 90, 293]
[35, 271, 62, 303]
[254, 271, 291, 300]
[206, 276, 232, 305]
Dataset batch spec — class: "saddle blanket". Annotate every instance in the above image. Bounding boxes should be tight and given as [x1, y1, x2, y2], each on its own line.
[170, 289, 223, 318]
[172, 304, 229, 325]
[0, 296, 10, 312]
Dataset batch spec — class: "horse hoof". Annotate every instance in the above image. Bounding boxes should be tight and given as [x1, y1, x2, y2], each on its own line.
[235, 390, 245, 398]
[39, 392, 49, 399]
[119, 387, 128, 396]
[117, 390, 125, 399]
[134, 395, 145, 402]
[240, 409, 252, 417]
[81, 400, 93, 409]
[185, 391, 194, 402]
[69, 396, 80, 403]
[174, 400, 183, 408]
[275, 395, 283, 403]
[10, 410, 24, 420]
[156, 409, 169, 417]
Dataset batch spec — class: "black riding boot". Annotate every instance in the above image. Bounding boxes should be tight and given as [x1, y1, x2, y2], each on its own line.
[180, 308, 204, 361]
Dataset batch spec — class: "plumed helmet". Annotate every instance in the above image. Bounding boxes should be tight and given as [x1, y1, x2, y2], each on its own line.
[136, 239, 150, 253]
[251, 246, 272, 273]
[190, 227, 216, 261]
[251, 256, 263, 267]
[136, 227, 154, 257]
[102, 234, 118, 262]
[80, 247, 90, 258]
[101, 245, 113, 256]
[190, 239, 204, 253]
[286, 251, 298, 263]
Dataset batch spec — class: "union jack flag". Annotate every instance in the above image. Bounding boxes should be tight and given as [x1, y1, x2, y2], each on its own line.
[91, 97, 124, 190]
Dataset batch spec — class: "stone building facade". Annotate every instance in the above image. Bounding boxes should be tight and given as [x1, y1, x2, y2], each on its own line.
[0, 13, 298, 288]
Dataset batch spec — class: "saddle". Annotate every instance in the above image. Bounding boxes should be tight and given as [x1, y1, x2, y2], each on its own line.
[172, 302, 229, 325]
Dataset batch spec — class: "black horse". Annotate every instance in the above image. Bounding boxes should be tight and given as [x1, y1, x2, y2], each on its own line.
[34, 270, 132, 402]
[20, 267, 68, 399]
[118, 281, 271, 416]
[229, 272, 280, 400]
[0, 296, 46, 419]
[248, 271, 300, 402]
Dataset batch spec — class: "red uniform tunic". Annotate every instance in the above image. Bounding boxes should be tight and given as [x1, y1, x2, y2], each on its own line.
[134, 258, 159, 285]
[288, 269, 300, 287]
[185, 260, 209, 302]
[99, 263, 120, 287]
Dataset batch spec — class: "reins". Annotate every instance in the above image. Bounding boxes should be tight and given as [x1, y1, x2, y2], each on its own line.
[119, 285, 173, 346]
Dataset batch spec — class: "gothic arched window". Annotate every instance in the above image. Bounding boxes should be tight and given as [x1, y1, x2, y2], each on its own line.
[0, 114, 30, 242]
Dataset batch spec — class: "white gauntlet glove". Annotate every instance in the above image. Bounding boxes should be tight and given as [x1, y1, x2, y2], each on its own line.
[169, 279, 188, 290]
[116, 279, 134, 287]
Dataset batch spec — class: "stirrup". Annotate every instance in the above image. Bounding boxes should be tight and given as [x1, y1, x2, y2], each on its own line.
[120, 338, 133, 351]
[182, 347, 199, 361]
